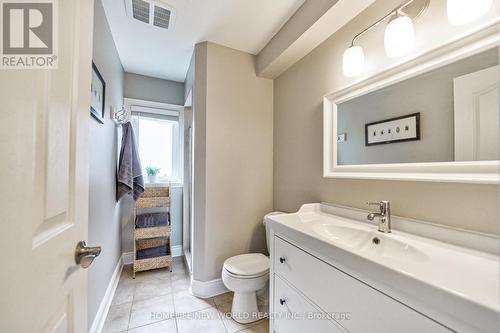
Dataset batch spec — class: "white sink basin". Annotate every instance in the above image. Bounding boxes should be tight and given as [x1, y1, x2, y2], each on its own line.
[312, 224, 371, 247]
[312, 223, 428, 262]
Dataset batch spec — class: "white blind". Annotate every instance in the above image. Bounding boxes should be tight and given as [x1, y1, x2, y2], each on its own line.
[130, 105, 179, 122]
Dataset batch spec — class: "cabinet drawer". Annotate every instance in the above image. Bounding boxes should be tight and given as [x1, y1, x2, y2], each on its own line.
[274, 274, 345, 333]
[274, 236, 451, 333]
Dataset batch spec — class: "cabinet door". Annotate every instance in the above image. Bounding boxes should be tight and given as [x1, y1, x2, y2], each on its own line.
[274, 236, 452, 333]
[274, 275, 346, 333]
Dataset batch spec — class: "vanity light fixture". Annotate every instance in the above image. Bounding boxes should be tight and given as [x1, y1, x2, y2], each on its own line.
[447, 0, 493, 25]
[342, 0, 428, 77]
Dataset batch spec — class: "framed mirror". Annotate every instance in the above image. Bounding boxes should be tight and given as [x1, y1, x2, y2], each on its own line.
[324, 23, 499, 184]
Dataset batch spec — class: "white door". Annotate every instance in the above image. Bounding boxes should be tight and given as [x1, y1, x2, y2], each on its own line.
[454, 65, 499, 161]
[0, 0, 95, 332]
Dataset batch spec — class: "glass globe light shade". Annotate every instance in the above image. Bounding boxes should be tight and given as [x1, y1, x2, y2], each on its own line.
[342, 45, 365, 77]
[384, 14, 415, 58]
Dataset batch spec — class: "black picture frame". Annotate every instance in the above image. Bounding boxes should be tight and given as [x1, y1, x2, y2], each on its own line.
[90, 62, 106, 124]
[365, 112, 420, 146]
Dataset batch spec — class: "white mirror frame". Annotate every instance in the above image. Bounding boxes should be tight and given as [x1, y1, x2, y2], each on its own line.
[324, 21, 499, 184]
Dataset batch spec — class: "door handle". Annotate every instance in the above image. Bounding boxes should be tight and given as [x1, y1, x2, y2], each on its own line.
[75, 241, 101, 268]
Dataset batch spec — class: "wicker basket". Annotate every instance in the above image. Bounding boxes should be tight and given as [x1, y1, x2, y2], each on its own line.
[134, 255, 172, 273]
[135, 196, 170, 209]
[136, 237, 169, 251]
[134, 226, 171, 240]
[142, 186, 170, 197]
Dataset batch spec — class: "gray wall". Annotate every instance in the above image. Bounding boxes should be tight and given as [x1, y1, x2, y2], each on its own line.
[124, 72, 185, 105]
[184, 51, 195, 105]
[89, 1, 187, 325]
[273, 0, 499, 235]
[338, 49, 498, 165]
[88, 0, 124, 326]
[192, 42, 274, 282]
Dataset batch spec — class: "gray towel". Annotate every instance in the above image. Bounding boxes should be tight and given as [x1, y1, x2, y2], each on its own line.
[136, 245, 168, 260]
[135, 212, 170, 228]
[116, 122, 144, 201]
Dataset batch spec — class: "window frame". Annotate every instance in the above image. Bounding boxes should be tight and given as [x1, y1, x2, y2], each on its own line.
[124, 98, 184, 185]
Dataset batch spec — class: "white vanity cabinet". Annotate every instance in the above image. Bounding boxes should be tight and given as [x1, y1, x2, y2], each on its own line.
[271, 236, 452, 333]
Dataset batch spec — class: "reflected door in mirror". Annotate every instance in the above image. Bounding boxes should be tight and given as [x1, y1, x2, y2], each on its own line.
[454, 65, 499, 161]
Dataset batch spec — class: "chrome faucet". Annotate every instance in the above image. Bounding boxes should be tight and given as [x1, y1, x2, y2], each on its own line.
[366, 201, 392, 233]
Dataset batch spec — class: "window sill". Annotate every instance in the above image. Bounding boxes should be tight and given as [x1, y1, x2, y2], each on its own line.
[145, 181, 183, 188]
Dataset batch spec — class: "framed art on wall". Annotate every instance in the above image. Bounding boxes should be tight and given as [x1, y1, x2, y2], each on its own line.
[90, 62, 106, 123]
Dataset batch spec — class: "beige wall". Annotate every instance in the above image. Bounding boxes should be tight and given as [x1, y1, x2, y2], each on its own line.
[192, 42, 274, 281]
[273, 0, 499, 234]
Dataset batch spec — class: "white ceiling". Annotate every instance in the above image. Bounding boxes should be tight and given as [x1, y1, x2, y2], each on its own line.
[101, 0, 306, 82]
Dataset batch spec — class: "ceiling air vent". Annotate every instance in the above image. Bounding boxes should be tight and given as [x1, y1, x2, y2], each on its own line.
[125, 0, 175, 30]
[131, 0, 150, 24]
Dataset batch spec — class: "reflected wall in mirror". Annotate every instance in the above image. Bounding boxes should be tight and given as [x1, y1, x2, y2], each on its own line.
[337, 48, 499, 166]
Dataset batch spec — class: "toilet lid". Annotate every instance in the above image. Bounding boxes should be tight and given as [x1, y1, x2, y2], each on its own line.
[223, 253, 269, 277]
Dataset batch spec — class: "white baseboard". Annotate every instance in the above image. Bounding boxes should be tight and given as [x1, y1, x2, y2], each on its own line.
[172, 245, 183, 257]
[190, 277, 228, 299]
[122, 251, 134, 265]
[122, 246, 183, 265]
[89, 257, 123, 333]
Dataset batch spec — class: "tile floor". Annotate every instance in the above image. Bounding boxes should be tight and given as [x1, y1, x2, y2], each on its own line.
[103, 257, 269, 333]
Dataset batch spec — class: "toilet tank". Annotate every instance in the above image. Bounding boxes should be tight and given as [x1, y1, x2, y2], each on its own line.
[263, 211, 284, 252]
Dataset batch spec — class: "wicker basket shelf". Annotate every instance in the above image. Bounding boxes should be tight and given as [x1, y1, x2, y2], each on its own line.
[133, 185, 172, 278]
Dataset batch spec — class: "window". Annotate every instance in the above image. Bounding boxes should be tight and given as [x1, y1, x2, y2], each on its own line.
[130, 106, 183, 184]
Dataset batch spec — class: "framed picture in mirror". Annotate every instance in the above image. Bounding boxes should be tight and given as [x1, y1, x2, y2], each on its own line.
[365, 113, 420, 146]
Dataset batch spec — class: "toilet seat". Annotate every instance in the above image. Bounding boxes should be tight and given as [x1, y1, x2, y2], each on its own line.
[223, 253, 269, 278]
[223, 268, 269, 280]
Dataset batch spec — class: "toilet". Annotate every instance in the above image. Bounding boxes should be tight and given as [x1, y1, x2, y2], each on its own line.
[221, 212, 283, 324]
